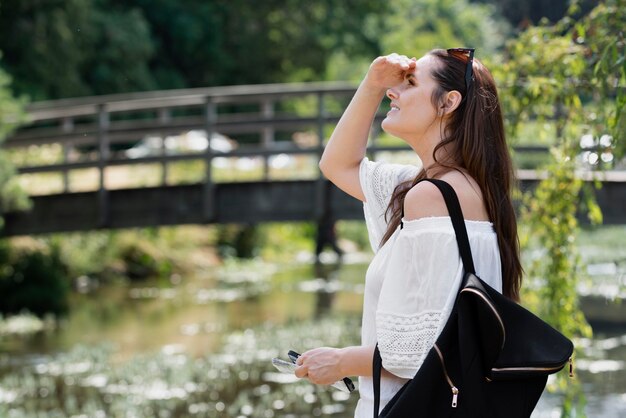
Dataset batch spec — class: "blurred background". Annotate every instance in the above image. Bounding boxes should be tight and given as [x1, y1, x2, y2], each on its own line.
[0, 0, 624, 417]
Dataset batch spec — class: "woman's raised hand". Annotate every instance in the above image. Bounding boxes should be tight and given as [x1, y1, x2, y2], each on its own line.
[365, 53, 417, 90]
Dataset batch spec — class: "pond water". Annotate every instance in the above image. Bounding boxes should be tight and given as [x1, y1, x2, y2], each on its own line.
[1, 251, 625, 417]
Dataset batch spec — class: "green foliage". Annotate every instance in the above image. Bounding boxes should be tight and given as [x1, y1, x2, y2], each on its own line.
[116, 236, 174, 280]
[185, 0, 386, 85]
[0, 54, 30, 227]
[0, 0, 156, 99]
[479, 0, 579, 27]
[0, 241, 70, 316]
[259, 222, 317, 262]
[336, 220, 370, 252]
[0, 0, 389, 99]
[46, 231, 118, 279]
[381, 0, 511, 57]
[576, 0, 626, 158]
[56, 229, 177, 281]
[501, 1, 626, 416]
[81, 5, 157, 95]
[39, 228, 213, 284]
[217, 222, 317, 261]
[0, 0, 516, 99]
[520, 148, 592, 339]
[495, 27, 586, 142]
[216, 224, 261, 259]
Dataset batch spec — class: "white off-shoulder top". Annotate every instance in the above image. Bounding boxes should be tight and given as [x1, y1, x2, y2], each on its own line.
[354, 157, 503, 418]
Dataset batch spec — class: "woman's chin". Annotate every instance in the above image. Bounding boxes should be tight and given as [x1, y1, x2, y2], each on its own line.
[381, 120, 401, 137]
[381, 119, 394, 134]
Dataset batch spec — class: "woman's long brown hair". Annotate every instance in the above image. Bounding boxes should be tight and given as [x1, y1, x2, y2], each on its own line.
[379, 49, 522, 301]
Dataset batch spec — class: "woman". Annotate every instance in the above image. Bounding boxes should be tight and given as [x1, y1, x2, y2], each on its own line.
[294, 49, 522, 417]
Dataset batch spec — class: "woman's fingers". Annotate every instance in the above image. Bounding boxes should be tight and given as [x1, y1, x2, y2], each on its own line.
[366, 52, 416, 89]
[292, 347, 343, 385]
[386, 53, 412, 66]
[294, 364, 308, 378]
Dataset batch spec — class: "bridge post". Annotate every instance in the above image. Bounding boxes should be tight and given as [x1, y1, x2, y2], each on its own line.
[369, 123, 381, 162]
[61, 117, 73, 192]
[97, 104, 110, 227]
[262, 99, 274, 180]
[203, 98, 217, 222]
[315, 90, 337, 261]
[315, 91, 327, 221]
[158, 108, 171, 185]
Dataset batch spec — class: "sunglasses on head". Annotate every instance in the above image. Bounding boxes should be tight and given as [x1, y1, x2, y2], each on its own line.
[446, 48, 475, 90]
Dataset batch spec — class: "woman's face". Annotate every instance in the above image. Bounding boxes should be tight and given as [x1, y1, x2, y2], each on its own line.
[381, 54, 441, 140]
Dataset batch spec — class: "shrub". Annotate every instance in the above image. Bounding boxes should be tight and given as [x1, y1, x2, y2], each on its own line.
[116, 237, 173, 280]
[0, 242, 70, 316]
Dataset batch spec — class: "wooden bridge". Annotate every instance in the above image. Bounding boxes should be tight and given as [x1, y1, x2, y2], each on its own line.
[3, 82, 625, 236]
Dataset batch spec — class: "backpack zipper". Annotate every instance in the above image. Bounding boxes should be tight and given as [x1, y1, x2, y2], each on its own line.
[434, 343, 459, 408]
[491, 362, 570, 373]
[460, 287, 505, 349]
[460, 287, 572, 377]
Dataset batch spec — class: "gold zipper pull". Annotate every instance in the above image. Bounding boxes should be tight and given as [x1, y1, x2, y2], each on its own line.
[451, 387, 459, 408]
[569, 357, 574, 378]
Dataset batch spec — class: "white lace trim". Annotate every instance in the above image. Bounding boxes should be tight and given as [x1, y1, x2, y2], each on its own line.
[376, 310, 443, 375]
[360, 158, 417, 252]
[370, 162, 397, 215]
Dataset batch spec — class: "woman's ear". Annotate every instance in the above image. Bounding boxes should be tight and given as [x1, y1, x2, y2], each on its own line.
[440, 90, 462, 116]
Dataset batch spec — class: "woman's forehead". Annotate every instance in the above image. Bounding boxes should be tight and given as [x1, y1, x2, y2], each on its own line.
[410, 54, 437, 80]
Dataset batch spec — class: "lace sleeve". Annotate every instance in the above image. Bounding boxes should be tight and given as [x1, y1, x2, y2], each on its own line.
[376, 310, 444, 377]
[375, 225, 465, 379]
[359, 158, 418, 252]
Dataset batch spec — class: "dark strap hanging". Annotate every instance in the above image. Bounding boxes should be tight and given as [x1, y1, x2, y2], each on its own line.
[398, 179, 476, 273]
[373, 178, 477, 418]
[424, 179, 476, 275]
[373, 345, 383, 416]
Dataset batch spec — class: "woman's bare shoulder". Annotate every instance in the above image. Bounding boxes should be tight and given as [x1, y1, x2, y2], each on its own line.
[403, 180, 449, 220]
[403, 171, 490, 222]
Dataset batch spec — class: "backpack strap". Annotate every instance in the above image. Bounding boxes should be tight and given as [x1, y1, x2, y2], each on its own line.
[398, 178, 476, 274]
[373, 178, 476, 417]
[373, 345, 383, 418]
[418, 179, 476, 275]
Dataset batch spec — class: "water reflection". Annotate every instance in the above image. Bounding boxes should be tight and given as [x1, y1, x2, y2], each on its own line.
[0, 257, 625, 417]
[313, 260, 341, 319]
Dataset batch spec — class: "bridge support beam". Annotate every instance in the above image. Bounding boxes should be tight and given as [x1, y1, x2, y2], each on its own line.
[2, 179, 626, 237]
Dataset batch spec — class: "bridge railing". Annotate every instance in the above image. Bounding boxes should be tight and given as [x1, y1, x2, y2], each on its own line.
[4, 81, 556, 180]
[11, 81, 623, 221]
[4, 82, 626, 229]
[5, 82, 424, 222]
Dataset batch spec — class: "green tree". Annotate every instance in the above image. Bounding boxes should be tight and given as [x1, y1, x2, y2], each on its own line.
[0, 242, 69, 316]
[326, 0, 512, 83]
[0, 54, 29, 224]
[79, 4, 157, 95]
[496, 0, 625, 416]
[576, 0, 626, 157]
[473, 0, 598, 28]
[0, 0, 156, 100]
[113, 0, 390, 87]
[0, 0, 390, 98]
[382, 0, 511, 57]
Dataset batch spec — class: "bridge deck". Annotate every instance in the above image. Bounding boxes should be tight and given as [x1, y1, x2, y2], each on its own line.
[4, 176, 625, 237]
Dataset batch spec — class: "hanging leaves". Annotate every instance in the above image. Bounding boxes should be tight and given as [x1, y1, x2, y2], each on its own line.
[499, 1, 625, 417]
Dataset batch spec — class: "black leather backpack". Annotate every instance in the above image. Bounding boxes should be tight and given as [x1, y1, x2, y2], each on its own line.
[373, 178, 574, 418]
